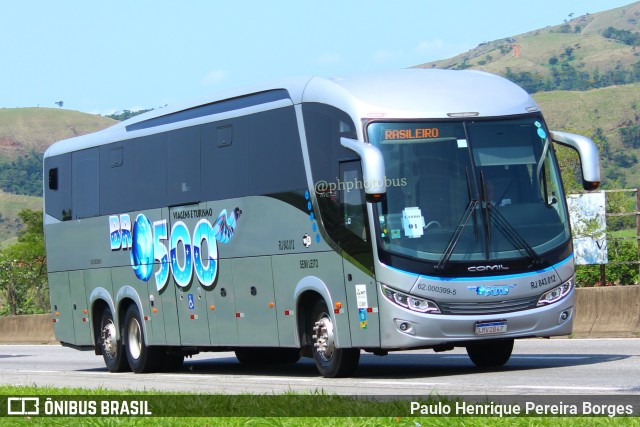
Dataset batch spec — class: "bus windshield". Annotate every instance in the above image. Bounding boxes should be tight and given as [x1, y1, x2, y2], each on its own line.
[367, 116, 571, 264]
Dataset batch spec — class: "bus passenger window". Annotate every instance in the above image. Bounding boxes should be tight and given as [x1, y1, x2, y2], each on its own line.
[48, 168, 58, 190]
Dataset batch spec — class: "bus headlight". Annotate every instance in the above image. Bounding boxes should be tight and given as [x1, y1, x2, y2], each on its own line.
[537, 277, 574, 306]
[382, 284, 440, 314]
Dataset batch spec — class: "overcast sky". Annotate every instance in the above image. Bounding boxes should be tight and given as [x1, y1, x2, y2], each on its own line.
[0, 0, 633, 114]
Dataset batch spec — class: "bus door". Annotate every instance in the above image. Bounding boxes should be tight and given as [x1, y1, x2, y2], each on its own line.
[339, 160, 380, 348]
[168, 205, 213, 346]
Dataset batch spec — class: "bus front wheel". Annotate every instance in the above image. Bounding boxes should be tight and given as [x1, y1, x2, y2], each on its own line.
[466, 339, 514, 368]
[309, 300, 360, 378]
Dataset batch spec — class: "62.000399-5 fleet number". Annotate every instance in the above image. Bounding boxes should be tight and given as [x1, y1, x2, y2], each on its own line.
[417, 283, 457, 296]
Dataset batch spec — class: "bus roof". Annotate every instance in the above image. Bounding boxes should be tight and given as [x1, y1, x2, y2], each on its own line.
[45, 69, 538, 157]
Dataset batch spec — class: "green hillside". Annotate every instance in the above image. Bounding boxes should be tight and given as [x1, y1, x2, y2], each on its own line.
[416, 2, 640, 79]
[0, 108, 116, 244]
[0, 107, 116, 159]
[415, 1, 640, 188]
[534, 83, 640, 187]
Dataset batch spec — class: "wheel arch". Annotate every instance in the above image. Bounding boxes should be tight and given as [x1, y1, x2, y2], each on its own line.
[294, 275, 351, 355]
[89, 288, 115, 353]
[114, 285, 149, 346]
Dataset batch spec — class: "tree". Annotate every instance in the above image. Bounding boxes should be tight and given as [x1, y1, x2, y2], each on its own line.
[620, 124, 640, 149]
[55, 101, 64, 108]
[106, 109, 153, 121]
[0, 151, 43, 196]
[0, 209, 48, 315]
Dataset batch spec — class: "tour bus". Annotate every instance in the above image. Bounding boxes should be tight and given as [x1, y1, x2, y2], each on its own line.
[44, 69, 600, 377]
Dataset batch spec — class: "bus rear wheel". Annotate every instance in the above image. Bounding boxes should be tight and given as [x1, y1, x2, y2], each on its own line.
[98, 307, 129, 372]
[123, 305, 157, 373]
[466, 339, 514, 368]
[309, 300, 360, 378]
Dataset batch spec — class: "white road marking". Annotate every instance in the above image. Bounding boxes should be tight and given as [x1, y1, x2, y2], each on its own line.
[369, 381, 447, 387]
[506, 385, 623, 392]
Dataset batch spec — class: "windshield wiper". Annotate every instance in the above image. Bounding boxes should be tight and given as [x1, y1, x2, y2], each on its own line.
[435, 168, 478, 271]
[479, 170, 543, 268]
[487, 204, 544, 268]
[435, 200, 478, 271]
[479, 170, 492, 254]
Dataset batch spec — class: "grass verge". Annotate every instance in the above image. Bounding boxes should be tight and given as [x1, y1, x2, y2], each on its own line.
[0, 385, 638, 426]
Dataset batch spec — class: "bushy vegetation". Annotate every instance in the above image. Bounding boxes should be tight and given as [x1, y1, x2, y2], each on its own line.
[620, 124, 640, 149]
[0, 209, 48, 315]
[105, 108, 153, 121]
[499, 26, 640, 94]
[504, 59, 640, 94]
[0, 151, 42, 196]
[576, 239, 639, 286]
[603, 26, 640, 46]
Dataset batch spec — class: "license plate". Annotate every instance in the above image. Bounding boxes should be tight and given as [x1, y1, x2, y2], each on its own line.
[475, 321, 507, 335]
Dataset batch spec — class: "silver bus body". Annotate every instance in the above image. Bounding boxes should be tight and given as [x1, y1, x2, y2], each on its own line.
[44, 69, 599, 376]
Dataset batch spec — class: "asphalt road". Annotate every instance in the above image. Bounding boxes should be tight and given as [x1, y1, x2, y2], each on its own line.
[0, 339, 639, 396]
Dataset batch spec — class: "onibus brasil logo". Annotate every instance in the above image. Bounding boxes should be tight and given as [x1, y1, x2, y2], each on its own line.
[109, 208, 240, 290]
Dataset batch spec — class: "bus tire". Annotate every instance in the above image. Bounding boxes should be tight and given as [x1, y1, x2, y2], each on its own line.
[98, 307, 129, 372]
[466, 339, 514, 368]
[123, 304, 156, 373]
[309, 300, 360, 378]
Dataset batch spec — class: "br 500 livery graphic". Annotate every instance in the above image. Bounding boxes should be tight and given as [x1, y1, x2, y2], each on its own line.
[109, 208, 240, 291]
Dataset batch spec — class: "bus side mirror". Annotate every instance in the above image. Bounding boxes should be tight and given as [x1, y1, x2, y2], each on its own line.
[340, 138, 387, 195]
[550, 131, 601, 191]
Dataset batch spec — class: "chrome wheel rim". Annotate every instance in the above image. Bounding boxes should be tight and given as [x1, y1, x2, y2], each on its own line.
[313, 313, 335, 361]
[101, 320, 118, 360]
[127, 317, 142, 360]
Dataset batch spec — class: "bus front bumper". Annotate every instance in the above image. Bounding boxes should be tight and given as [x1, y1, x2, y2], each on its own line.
[378, 290, 575, 349]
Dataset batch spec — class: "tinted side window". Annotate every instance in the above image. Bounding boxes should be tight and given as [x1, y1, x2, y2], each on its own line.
[100, 142, 134, 215]
[249, 106, 306, 195]
[302, 103, 357, 186]
[167, 126, 201, 205]
[44, 154, 72, 221]
[201, 117, 249, 201]
[72, 148, 99, 219]
[133, 133, 167, 211]
[302, 104, 358, 246]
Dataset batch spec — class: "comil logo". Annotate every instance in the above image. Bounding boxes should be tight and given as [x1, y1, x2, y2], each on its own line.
[7, 397, 40, 415]
[467, 264, 510, 273]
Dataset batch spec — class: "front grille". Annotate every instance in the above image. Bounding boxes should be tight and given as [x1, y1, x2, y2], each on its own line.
[438, 295, 539, 315]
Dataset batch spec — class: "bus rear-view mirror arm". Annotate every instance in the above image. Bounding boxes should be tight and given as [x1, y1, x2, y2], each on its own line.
[550, 131, 601, 191]
[340, 137, 387, 195]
